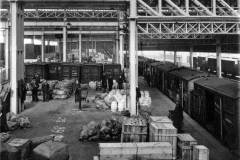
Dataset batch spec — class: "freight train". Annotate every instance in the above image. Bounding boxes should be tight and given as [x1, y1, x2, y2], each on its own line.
[139, 57, 240, 156]
[24, 63, 121, 83]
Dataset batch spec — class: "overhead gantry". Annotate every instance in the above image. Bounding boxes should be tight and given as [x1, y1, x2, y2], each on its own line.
[0, 0, 239, 116]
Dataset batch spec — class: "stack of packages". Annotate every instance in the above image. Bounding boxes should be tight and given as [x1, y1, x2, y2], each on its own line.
[103, 89, 130, 113]
[139, 91, 152, 120]
[149, 116, 177, 159]
[53, 79, 75, 99]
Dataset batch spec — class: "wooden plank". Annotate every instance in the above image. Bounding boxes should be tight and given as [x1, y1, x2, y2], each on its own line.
[99, 142, 173, 160]
[149, 116, 173, 124]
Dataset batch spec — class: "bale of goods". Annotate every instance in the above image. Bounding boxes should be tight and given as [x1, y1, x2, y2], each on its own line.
[30, 135, 55, 149]
[177, 133, 197, 160]
[33, 141, 69, 160]
[149, 116, 173, 124]
[89, 81, 97, 89]
[8, 138, 31, 160]
[0, 142, 21, 160]
[149, 123, 177, 159]
[192, 145, 209, 160]
[110, 101, 118, 112]
[99, 142, 173, 160]
[121, 117, 147, 142]
[0, 132, 11, 142]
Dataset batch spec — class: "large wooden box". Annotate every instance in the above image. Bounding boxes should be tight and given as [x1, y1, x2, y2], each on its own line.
[8, 138, 31, 160]
[121, 117, 147, 142]
[99, 142, 173, 160]
[193, 145, 209, 160]
[177, 134, 197, 160]
[149, 123, 177, 159]
[149, 116, 173, 124]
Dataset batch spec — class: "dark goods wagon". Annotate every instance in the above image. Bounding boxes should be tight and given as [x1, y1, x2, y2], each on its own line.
[81, 64, 103, 83]
[191, 77, 240, 156]
[24, 63, 48, 82]
[156, 62, 177, 93]
[61, 63, 81, 80]
[47, 63, 62, 80]
[167, 68, 209, 114]
[103, 64, 121, 80]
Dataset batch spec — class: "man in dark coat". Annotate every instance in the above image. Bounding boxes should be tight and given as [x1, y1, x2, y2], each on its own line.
[75, 86, 82, 110]
[108, 73, 113, 91]
[172, 94, 183, 132]
[31, 78, 39, 102]
[118, 75, 123, 89]
[102, 72, 107, 92]
[42, 80, 49, 102]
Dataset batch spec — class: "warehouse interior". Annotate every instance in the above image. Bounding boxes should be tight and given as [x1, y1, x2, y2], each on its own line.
[0, 0, 240, 160]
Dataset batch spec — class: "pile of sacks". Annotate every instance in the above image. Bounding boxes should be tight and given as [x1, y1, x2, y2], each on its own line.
[0, 135, 69, 160]
[79, 117, 122, 141]
[138, 76, 148, 88]
[53, 79, 75, 99]
[6, 112, 31, 131]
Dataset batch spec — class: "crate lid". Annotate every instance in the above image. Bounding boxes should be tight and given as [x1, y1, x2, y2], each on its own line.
[151, 123, 176, 130]
[99, 142, 172, 149]
[123, 117, 147, 126]
[177, 134, 196, 142]
[150, 116, 172, 123]
[193, 145, 208, 150]
[8, 138, 30, 147]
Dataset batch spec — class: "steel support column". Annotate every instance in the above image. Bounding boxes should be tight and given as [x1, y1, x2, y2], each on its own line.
[79, 34, 82, 62]
[212, 0, 216, 15]
[216, 40, 222, 78]
[174, 50, 177, 65]
[163, 50, 166, 62]
[189, 45, 193, 69]
[129, 0, 137, 116]
[116, 33, 119, 64]
[238, 0, 240, 13]
[63, 27, 67, 62]
[158, 0, 162, 15]
[185, 0, 189, 15]
[4, 27, 9, 80]
[119, 31, 124, 69]
[41, 34, 45, 62]
[10, 1, 24, 114]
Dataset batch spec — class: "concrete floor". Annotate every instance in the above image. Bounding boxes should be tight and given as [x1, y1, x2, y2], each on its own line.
[10, 85, 238, 160]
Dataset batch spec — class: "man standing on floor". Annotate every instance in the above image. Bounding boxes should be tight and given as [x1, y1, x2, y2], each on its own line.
[42, 80, 49, 102]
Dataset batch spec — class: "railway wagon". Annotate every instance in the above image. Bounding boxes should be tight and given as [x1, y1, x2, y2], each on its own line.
[80, 63, 103, 83]
[155, 62, 177, 94]
[191, 77, 240, 155]
[149, 62, 165, 88]
[24, 62, 48, 82]
[166, 68, 209, 114]
[61, 63, 81, 80]
[103, 64, 121, 80]
[47, 62, 62, 80]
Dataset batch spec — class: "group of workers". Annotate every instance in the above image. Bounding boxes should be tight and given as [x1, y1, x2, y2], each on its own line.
[30, 74, 50, 102]
[102, 71, 126, 92]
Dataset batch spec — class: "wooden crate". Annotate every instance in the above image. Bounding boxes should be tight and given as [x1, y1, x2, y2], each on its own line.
[99, 142, 173, 160]
[149, 116, 173, 124]
[177, 133, 197, 160]
[149, 123, 177, 159]
[8, 138, 31, 160]
[121, 117, 147, 142]
[193, 145, 209, 160]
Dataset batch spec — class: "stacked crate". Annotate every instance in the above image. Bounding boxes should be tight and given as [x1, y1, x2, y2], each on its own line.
[149, 123, 177, 159]
[99, 142, 173, 160]
[121, 117, 147, 142]
[177, 133, 197, 160]
[193, 145, 209, 160]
